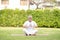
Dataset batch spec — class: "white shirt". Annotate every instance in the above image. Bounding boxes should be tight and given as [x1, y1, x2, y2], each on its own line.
[23, 21, 37, 29]
[23, 21, 37, 34]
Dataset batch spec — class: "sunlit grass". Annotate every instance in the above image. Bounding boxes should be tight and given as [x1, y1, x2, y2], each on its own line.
[0, 27, 60, 40]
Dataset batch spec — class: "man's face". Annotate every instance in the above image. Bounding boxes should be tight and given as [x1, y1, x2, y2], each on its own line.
[28, 17, 32, 22]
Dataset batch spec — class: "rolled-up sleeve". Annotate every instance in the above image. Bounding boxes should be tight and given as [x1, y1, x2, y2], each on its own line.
[23, 21, 27, 27]
[34, 21, 37, 27]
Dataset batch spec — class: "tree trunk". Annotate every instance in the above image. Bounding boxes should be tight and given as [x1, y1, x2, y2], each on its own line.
[28, 0, 30, 9]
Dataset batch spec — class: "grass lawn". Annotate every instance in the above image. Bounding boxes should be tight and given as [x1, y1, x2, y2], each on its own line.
[0, 27, 60, 40]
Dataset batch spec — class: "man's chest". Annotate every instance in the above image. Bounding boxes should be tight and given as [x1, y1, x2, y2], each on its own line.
[26, 22, 35, 27]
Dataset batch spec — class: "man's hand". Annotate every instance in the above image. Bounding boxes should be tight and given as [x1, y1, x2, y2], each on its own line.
[23, 26, 28, 28]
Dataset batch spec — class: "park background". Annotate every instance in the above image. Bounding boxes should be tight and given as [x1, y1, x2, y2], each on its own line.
[0, 0, 60, 28]
[0, 0, 60, 40]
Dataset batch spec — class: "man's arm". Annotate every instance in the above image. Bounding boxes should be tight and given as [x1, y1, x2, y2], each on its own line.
[34, 21, 38, 28]
[34, 24, 38, 28]
[23, 21, 28, 28]
[23, 24, 27, 28]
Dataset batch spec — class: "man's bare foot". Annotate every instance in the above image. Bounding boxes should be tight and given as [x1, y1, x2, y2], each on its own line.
[25, 34, 28, 36]
[32, 34, 36, 36]
[29, 34, 31, 36]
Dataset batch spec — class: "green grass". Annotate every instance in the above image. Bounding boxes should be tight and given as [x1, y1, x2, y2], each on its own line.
[0, 27, 60, 40]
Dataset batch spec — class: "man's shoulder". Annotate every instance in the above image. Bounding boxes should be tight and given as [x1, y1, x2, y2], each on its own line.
[32, 21, 36, 23]
[25, 21, 29, 23]
[25, 21, 36, 23]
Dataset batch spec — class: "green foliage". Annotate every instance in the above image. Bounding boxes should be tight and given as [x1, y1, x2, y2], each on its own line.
[0, 8, 60, 28]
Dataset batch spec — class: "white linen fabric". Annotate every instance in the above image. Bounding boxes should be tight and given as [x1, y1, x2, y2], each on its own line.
[23, 21, 37, 34]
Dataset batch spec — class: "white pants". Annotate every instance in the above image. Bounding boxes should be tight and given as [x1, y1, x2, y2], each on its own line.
[23, 28, 37, 34]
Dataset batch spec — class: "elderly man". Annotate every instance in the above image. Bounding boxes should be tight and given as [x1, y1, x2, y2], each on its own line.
[23, 15, 38, 36]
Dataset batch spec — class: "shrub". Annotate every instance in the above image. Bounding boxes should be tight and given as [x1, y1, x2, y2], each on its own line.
[0, 8, 60, 28]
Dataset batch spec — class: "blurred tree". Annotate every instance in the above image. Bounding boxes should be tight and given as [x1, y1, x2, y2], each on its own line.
[29, 0, 43, 9]
[29, 0, 56, 9]
[44, 0, 56, 3]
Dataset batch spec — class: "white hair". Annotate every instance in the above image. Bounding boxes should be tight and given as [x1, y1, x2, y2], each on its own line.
[28, 15, 32, 18]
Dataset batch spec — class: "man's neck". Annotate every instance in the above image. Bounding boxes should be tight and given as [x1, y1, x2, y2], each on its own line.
[29, 21, 32, 22]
